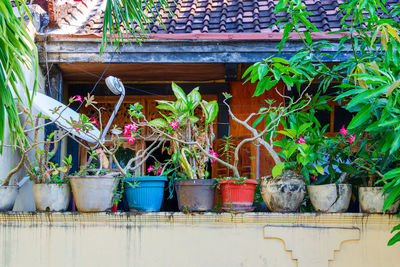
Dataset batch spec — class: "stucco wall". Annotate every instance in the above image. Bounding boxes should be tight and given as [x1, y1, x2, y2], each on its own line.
[0, 212, 398, 267]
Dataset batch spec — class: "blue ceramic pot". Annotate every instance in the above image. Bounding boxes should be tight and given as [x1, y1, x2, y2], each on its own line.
[124, 176, 167, 212]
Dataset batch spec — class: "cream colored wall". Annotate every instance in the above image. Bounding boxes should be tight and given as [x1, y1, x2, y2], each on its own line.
[0, 213, 398, 267]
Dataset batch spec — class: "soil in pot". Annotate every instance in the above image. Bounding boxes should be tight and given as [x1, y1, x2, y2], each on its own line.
[359, 187, 400, 214]
[125, 176, 167, 212]
[261, 171, 305, 212]
[307, 184, 351, 213]
[0, 186, 18, 211]
[33, 184, 71, 212]
[69, 175, 120, 212]
[175, 179, 216, 212]
[218, 178, 258, 213]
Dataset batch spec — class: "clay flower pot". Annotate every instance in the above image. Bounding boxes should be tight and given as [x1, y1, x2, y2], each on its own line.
[0, 186, 18, 211]
[69, 175, 120, 212]
[175, 179, 216, 212]
[218, 178, 258, 213]
[307, 184, 352, 213]
[261, 171, 305, 212]
[359, 187, 400, 214]
[33, 183, 71, 212]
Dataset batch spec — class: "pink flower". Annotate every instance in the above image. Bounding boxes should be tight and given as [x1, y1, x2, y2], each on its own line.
[156, 170, 162, 175]
[90, 117, 99, 127]
[147, 165, 154, 174]
[339, 125, 348, 136]
[349, 134, 356, 144]
[297, 136, 306, 144]
[169, 121, 179, 130]
[127, 136, 136, 143]
[310, 175, 317, 182]
[209, 149, 219, 163]
[123, 123, 138, 137]
[72, 122, 81, 132]
[69, 95, 82, 103]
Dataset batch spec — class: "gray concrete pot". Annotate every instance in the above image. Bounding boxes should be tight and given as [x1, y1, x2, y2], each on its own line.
[307, 184, 351, 213]
[69, 176, 120, 212]
[261, 171, 305, 212]
[175, 179, 216, 212]
[0, 186, 18, 211]
[359, 187, 400, 214]
[33, 184, 71, 211]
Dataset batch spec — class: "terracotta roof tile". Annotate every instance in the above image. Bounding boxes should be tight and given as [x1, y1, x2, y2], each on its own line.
[45, 0, 400, 35]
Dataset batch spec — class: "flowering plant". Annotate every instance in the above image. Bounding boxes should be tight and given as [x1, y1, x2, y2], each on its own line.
[272, 114, 326, 184]
[126, 83, 219, 179]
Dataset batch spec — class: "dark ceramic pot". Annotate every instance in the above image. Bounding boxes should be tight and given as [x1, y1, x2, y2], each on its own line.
[175, 179, 216, 212]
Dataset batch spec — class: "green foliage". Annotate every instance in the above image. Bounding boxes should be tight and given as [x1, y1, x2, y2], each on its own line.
[0, 0, 38, 152]
[255, 0, 400, 245]
[101, 0, 171, 53]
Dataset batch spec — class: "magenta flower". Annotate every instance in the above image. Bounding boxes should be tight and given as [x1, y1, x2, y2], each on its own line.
[209, 149, 219, 163]
[147, 165, 154, 174]
[123, 123, 139, 137]
[72, 122, 81, 132]
[156, 169, 162, 175]
[127, 136, 136, 143]
[169, 121, 179, 130]
[339, 125, 348, 136]
[349, 134, 356, 144]
[69, 95, 82, 103]
[297, 136, 306, 144]
[89, 117, 99, 127]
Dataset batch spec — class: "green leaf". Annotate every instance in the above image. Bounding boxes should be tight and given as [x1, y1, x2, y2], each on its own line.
[314, 164, 324, 175]
[187, 87, 201, 107]
[348, 103, 373, 129]
[388, 231, 400, 246]
[272, 162, 285, 178]
[205, 100, 219, 124]
[171, 82, 188, 103]
[149, 118, 168, 128]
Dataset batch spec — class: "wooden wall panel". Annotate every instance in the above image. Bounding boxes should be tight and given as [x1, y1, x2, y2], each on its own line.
[228, 80, 285, 179]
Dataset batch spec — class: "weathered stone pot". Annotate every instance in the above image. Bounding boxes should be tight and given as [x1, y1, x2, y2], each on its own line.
[69, 176, 120, 212]
[0, 186, 18, 211]
[359, 187, 400, 214]
[307, 184, 352, 213]
[175, 179, 216, 212]
[261, 171, 305, 212]
[33, 184, 71, 211]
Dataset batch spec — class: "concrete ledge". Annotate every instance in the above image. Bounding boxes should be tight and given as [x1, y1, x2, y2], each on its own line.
[0, 212, 399, 267]
[0, 212, 398, 225]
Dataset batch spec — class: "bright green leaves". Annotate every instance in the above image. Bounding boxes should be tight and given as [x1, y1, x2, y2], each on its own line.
[101, 0, 170, 53]
[203, 100, 219, 124]
[149, 118, 168, 128]
[0, 0, 38, 152]
[347, 103, 373, 129]
[272, 162, 285, 178]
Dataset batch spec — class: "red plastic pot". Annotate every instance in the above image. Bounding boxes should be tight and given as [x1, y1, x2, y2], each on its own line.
[218, 179, 258, 212]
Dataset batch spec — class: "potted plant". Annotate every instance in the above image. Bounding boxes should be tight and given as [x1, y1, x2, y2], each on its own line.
[350, 140, 400, 214]
[262, 112, 326, 212]
[1, 102, 74, 212]
[307, 125, 354, 213]
[127, 84, 219, 212]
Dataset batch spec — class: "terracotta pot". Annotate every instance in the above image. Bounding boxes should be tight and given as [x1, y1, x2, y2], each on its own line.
[0, 186, 18, 211]
[218, 179, 258, 213]
[307, 184, 351, 213]
[175, 179, 216, 212]
[359, 187, 400, 214]
[33, 184, 71, 212]
[69, 175, 120, 212]
[261, 171, 305, 212]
